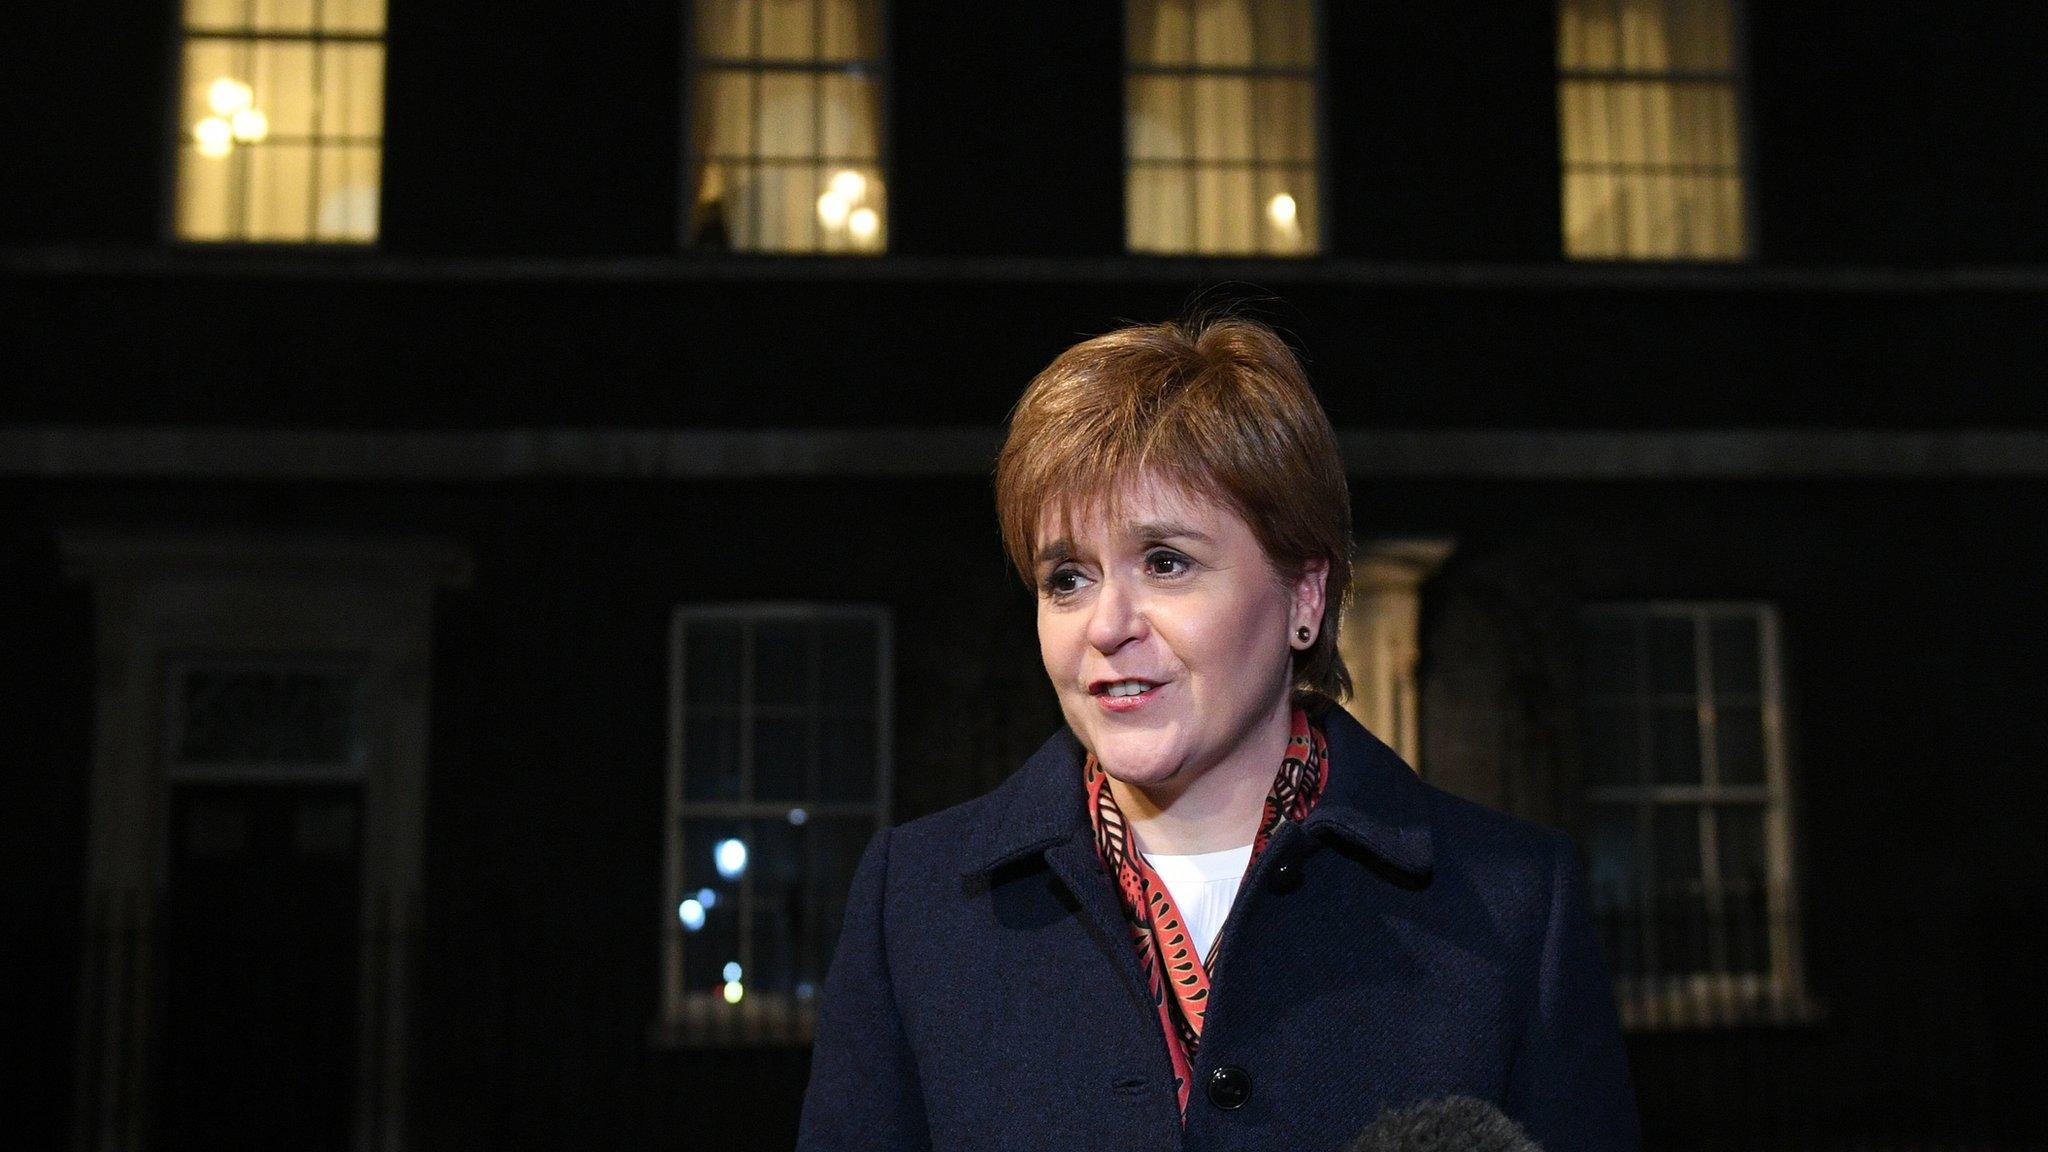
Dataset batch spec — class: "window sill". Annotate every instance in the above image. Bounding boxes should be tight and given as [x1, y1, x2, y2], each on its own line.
[647, 992, 818, 1050]
[1616, 974, 1823, 1032]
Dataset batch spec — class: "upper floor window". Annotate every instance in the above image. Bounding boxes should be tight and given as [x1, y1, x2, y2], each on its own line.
[1556, 0, 1748, 260]
[1126, 0, 1321, 256]
[660, 605, 892, 1044]
[175, 0, 385, 243]
[687, 0, 887, 254]
[1577, 603, 1813, 1028]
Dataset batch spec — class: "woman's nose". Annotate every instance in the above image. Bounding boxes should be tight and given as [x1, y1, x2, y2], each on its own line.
[1085, 575, 1145, 653]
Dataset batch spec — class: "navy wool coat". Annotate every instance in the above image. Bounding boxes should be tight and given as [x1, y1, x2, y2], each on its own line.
[797, 704, 1640, 1152]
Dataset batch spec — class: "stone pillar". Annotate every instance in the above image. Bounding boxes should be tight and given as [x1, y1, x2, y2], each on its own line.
[1338, 539, 1455, 774]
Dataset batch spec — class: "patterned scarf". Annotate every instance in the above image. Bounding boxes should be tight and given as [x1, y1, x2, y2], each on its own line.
[1083, 705, 1329, 1115]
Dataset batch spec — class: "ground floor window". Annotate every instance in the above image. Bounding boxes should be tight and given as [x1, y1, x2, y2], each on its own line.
[660, 604, 892, 1044]
[1577, 601, 1813, 1027]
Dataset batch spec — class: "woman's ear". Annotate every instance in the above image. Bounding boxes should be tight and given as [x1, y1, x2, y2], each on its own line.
[1293, 558, 1330, 635]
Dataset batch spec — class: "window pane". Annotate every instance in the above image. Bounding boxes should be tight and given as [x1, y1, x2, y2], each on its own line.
[817, 0, 880, 62]
[680, 818, 746, 994]
[1193, 164, 1254, 253]
[323, 0, 386, 35]
[747, 817, 804, 995]
[1252, 0, 1314, 67]
[754, 715, 810, 801]
[1128, 164, 1191, 253]
[1650, 806, 1708, 973]
[322, 42, 384, 141]
[253, 0, 316, 33]
[819, 619, 879, 709]
[1127, 77, 1189, 161]
[756, 73, 819, 159]
[818, 717, 877, 802]
[683, 714, 743, 801]
[1713, 700, 1766, 784]
[1714, 804, 1769, 972]
[1189, 77, 1253, 162]
[695, 0, 757, 58]
[1649, 704, 1702, 784]
[1253, 78, 1315, 164]
[819, 75, 879, 158]
[753, 619, 813, 705]
[758, 0, 818, 59]
[1127, 0, 1191, 67]
[1191, 0, 1254, 67]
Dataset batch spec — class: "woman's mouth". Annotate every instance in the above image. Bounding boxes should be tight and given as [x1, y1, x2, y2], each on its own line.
[1091, 679, 1165, 713]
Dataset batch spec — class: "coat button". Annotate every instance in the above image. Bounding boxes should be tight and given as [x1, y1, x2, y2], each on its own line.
[1206, 1065, 1252, 1110]
[1268, 860, 1303, 894]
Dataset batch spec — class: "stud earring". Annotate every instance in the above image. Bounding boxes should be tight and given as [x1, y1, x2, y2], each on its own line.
[1295, 625, 1311, 644]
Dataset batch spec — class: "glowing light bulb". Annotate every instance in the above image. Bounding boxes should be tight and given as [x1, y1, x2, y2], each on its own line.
[848, 206, 880, 243]
[695, 887, 718, 910]
[787, 807, 808, 826]
[208, 77, 254, 116]
[722, 961, 743, 982]
[230, 107, 269, 143]
[828, 169, 867, 203]
[722, 980, 745, 1004]
[816, 189, 851, 229]
[1267, 192, 1298, 228]
[714, 838, 748, 880]
[194, 117, 234, 158]
[678, 898, 706, 932]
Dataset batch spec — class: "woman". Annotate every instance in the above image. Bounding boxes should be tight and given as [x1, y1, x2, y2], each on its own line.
[798, 317, 1639, 1151]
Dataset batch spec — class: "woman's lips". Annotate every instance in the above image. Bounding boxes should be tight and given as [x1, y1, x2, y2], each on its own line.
[1094, 682, 1165, 713]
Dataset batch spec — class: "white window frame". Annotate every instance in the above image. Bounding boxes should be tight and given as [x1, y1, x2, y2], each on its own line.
[1580, 601, 1818, 1029]
[657, 603, 892, 1047]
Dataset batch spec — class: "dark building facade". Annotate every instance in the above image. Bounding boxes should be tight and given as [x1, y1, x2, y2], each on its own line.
[3, 3, 2044, 1150]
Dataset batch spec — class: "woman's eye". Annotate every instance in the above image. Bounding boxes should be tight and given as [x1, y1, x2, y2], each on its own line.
[1041, 568, 1083, 596]
[1146, 551, 1189, 576]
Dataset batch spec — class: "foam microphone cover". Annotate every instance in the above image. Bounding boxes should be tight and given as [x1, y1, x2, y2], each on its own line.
[1342, 1094, 1543, 1152]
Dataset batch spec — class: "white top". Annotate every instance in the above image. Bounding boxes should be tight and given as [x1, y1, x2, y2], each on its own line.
[1140, 843, 1255, 967]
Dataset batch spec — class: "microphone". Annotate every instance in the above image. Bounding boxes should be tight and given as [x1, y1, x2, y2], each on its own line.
[1342, 1095, 1543, 1152]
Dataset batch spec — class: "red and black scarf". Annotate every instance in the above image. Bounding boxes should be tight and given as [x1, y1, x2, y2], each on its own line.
[1083, 705, 1330, 1115]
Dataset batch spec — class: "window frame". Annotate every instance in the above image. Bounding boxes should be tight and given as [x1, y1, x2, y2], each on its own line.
[657, 602, 894, 1047]
[678, 0, 895, 256]
[163, 0, 389, 248]
[1577, 600, 1818, 1029]
[1121, 0, 1330, 258]
[1554, 0, 1758, 262]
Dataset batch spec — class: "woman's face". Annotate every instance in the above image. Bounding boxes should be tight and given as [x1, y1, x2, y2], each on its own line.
[1034, 471, 1327, 794]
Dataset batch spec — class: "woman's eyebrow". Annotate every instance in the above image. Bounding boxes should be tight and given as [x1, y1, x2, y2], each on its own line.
[1036, 539, 1077, 567]
[1129, 521, 1214, 544]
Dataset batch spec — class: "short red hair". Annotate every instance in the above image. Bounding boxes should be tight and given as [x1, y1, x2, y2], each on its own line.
[994, 315, 1353, 706]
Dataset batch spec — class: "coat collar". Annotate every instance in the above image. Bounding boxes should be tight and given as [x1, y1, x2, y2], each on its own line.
[957, 702, 1435, 881]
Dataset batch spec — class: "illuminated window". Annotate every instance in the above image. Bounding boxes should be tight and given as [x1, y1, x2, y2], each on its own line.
[661, 606, 891, 1044]
[687, 0, 887, 253]
[174, 0, 385, 243]
[1578, 603, 1812, 1028]
[1557, 0, 1748, 259]
[1126, 0, 1320, 256]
